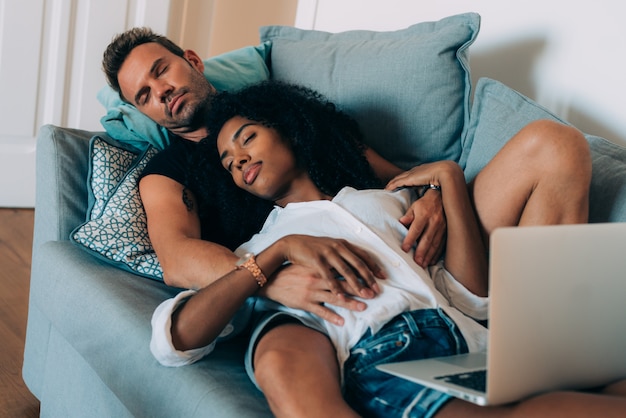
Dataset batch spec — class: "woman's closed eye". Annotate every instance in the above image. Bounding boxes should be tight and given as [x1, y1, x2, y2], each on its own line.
[241, 132, 256, 145]
[221, 156, 233, 172]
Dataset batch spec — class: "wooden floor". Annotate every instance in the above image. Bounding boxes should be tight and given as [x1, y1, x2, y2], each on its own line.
[0, 208, 40, 417]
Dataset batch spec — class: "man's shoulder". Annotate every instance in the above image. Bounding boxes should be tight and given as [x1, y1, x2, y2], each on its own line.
[161, 135, 199, 154]
[141, 136, 198, 184]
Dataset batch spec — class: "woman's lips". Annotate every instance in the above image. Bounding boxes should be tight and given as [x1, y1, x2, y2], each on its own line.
[243, 162, 261, 185]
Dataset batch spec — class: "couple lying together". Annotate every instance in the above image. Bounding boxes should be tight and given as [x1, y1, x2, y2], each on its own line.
[149, 81, 626, 417]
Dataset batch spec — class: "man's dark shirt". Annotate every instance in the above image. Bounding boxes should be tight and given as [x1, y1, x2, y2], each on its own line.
[141, 136, 273, 250]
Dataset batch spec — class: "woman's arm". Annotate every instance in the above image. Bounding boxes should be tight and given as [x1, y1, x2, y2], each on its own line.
[365, 147, 447, 267]
[170, 235, 385, 351]
[435, 162, 488, 296]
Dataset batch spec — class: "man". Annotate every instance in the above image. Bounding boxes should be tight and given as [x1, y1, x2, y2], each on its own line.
[102, 28, 592, 417]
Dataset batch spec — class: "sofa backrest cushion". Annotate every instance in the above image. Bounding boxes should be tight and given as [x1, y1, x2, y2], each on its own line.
[261, 12, 480, 170]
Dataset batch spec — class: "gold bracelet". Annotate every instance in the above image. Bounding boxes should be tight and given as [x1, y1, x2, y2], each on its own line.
[236, 253, 268, 287]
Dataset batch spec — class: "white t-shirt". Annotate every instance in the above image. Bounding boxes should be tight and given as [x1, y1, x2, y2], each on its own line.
[151, 187, 489, 368]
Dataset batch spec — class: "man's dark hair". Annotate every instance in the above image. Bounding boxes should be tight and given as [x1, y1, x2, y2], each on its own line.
[102, 27, 184, 98]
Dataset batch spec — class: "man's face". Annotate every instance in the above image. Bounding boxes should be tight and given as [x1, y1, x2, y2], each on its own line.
[117, 42, 215, 138]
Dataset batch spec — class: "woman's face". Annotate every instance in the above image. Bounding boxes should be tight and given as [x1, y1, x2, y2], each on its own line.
[216, 116, 304, 203]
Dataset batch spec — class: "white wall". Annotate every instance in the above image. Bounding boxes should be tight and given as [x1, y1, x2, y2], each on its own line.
[296, 0, 626, 147]
[0, 0, 296, 208]
[0, 0, 171, 207]
[168, 0, 297, 59]
[4, 0, 622, 207]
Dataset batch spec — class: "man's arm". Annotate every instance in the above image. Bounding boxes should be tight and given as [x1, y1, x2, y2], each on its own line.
[364, 146, 403, 183]
[140, 174, 236, 289]
[140, 174, 374, 324]
[385, 162, 487, 295]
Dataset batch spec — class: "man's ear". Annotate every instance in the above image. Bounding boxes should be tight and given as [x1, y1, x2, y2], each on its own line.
[183, 49, 205, 72]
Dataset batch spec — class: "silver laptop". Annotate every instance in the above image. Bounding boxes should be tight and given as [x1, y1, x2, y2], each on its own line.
[377, 223, 626, 406]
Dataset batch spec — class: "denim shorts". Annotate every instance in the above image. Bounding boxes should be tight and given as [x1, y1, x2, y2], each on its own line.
[343, 308, 469, 418]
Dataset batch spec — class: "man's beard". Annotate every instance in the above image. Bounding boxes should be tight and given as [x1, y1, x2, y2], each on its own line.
[163, 71, 214, 133]
[174, 93, 212, 131]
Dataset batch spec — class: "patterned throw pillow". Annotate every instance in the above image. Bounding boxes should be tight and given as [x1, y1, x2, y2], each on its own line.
[88, 136, 138, 219]
[72, 138, 164, 280]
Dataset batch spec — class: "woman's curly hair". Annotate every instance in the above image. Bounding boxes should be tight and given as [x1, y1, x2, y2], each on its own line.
[190, 81, 382, 247]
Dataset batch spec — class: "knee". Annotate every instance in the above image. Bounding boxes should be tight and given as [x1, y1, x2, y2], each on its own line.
[517, 120, 591, 179]
[254, 347, 292, 392]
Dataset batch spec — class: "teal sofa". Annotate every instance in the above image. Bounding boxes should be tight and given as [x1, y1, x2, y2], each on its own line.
[22, 13, 626, 417]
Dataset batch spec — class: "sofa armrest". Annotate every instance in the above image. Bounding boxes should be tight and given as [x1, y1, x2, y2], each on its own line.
[33, 125, 107, 250]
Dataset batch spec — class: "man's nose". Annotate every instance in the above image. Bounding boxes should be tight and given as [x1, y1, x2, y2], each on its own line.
[154, 81, 173, 101]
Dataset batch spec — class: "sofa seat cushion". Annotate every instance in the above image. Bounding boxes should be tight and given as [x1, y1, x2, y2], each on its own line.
[30, 241, 272, 417]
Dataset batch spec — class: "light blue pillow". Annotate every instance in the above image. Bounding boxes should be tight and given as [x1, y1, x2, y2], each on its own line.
[203, 41, 271, 92]
[98, 42, 272, 151]
[261, 13, 480, 169]
[460, 77, 568, 182]
[460, 77, 626, 223]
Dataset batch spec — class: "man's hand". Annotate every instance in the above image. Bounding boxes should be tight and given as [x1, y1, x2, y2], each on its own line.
[277, 235, 385, 298]
[258, 264, 369, 326]
[385, 165, 448, 267]
[257, 234, 387, 326]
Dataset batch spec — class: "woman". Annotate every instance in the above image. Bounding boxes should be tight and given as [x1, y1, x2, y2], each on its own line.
[153, 82, 626, 417]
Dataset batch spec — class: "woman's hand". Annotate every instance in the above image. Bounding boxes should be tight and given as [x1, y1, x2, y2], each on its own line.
[172, 234, 385, 349]
[399, 191, 446, 267]
[266, 235, 386, 301]
[385, 163, 452, 267]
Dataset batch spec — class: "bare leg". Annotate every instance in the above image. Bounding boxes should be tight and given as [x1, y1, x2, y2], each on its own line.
[253, 323, 360, 418]
[453, 121, 623, 417]
[437, 385, 626, 418]
[469, 119, 592, 248]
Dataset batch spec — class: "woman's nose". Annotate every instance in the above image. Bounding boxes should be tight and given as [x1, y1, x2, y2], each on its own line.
[235, 156, 249, 169]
